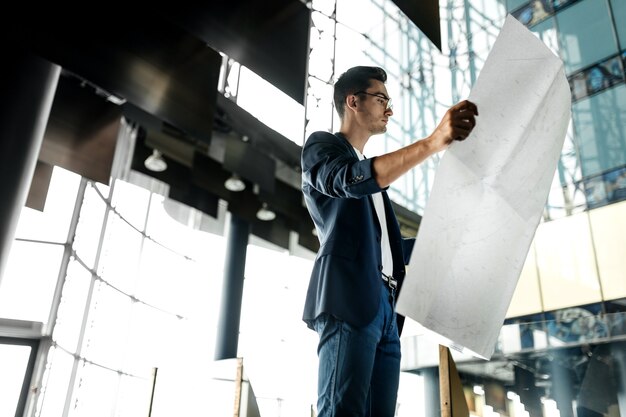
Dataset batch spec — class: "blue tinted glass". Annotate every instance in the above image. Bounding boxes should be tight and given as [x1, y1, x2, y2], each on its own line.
[611, 0, 626, 47]
[508, 0, 529, 12]
[531, 17, 559, 55]
[573, 84, 626, 177]
[604, 166, 626, 204]
[512, 1, 553, 27]
[557, 0, 618, 74]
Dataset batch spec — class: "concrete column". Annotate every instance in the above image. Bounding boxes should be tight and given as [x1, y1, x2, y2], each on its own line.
[611, 342, 626, 417]
[0, 49, 60, 284]
[422, 366, 440, 417]
[550, 357, 576, 417]
[514, 365, 543, 417]
[214, 214, 250, 360]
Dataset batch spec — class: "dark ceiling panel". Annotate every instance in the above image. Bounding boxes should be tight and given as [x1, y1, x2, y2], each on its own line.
[168, 184, 220, 219]
[251, 219, 291, 250]
[10, 8, 222, 146]
[26, 161, 54, 212]
[131, 135, 303, 248]
[131, 131, 195, 191]
[224, 138, 276, 194]
[40, 75, 122, 185]
[167, 1, 310, 105]
[298, 229, 320, 253]
[391, 0, 442, 51]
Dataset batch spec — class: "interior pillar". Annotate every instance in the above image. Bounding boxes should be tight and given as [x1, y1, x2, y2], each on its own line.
[0, 49, 60, 284]
[214, 213, 250, 360]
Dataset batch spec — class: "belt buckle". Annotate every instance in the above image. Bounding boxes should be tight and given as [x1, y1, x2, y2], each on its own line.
[382, 273, 397, 290]
[388, 277, 397, 290]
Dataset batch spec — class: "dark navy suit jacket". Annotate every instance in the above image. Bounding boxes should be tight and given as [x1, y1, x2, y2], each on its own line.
[301, 131, 415, 333]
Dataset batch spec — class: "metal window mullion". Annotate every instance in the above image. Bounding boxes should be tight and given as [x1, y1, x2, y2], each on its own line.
[62, 179, 119, 417]
[330, 0, 338, 133]
[44, 178, 88, 336]
[463, 0, 477, 87]
[606, 0, 623, 55]
[111, 190, 156, 417]
[301, 1, 314, 145]
[447, 0, 460, 103]
[22, 177, 89, 417]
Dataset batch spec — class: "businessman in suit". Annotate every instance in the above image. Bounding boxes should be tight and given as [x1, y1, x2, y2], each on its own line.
[301, 66, 478, 417]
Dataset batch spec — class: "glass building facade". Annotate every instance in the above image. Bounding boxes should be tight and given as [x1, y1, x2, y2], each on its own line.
[1, 0, 626, 416]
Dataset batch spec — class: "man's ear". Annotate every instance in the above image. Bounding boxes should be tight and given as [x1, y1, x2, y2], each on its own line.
[345, 94, 358, 114]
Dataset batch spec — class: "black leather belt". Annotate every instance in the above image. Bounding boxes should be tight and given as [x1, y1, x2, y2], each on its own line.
[381, 272, 397, 290]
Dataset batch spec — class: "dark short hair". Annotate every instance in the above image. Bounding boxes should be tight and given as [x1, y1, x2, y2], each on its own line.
[333, 66, 387, 119]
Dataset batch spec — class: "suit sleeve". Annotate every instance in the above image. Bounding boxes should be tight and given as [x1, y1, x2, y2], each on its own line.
[302, 132, 387, 199]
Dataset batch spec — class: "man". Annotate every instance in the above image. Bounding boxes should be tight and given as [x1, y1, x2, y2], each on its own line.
[301, 66, 478, 417]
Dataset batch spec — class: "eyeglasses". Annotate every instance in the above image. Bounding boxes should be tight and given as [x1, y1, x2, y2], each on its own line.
[354, 91, 393, 110]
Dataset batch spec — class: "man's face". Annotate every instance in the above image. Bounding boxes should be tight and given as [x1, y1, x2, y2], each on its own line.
[354, 80, 393, 135]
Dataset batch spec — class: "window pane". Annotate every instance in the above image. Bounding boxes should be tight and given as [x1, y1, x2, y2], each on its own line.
[123, 303, 179, 376]
[81, 283, 132, 370]
[557, 0, 618, 74]
[309, 11, 336, 82]
[15, 167, 80, 243]
[0, 241, 64, 322]
[531, 16, 559, 56]
[115, 375, 153, 417]
[73, 185, 107, 269]
[0, 343, 31, 417]
[38, 347, 75, 417]
[508, 0, 529, 11]
[336, 0, 383, 37]
[110, 180, 150, 231]
[572, 84, 626, 178]
[135, 240, 192, 314]
[144, 195, 190, 255]
[611, 0, 626, 47]
[53, 260, 92, 350]
[237, 66, 305, 144]
[69, 362, 119, 417]
[145, 195, 221, 261]
[98, 214, 142, 294]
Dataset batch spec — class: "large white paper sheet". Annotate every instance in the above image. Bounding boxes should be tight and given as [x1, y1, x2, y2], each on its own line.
[396, 15, 571, 360]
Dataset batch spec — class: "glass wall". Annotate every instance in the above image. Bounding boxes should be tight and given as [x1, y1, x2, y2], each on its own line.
[0, 155, 233, 415]
[510, 0, 626, 215]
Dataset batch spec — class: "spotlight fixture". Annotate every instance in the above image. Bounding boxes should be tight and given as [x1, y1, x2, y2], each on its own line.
[224, 174, 246, 192]
[144, 149, 167, 172]
[256, 202, 276, 221]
